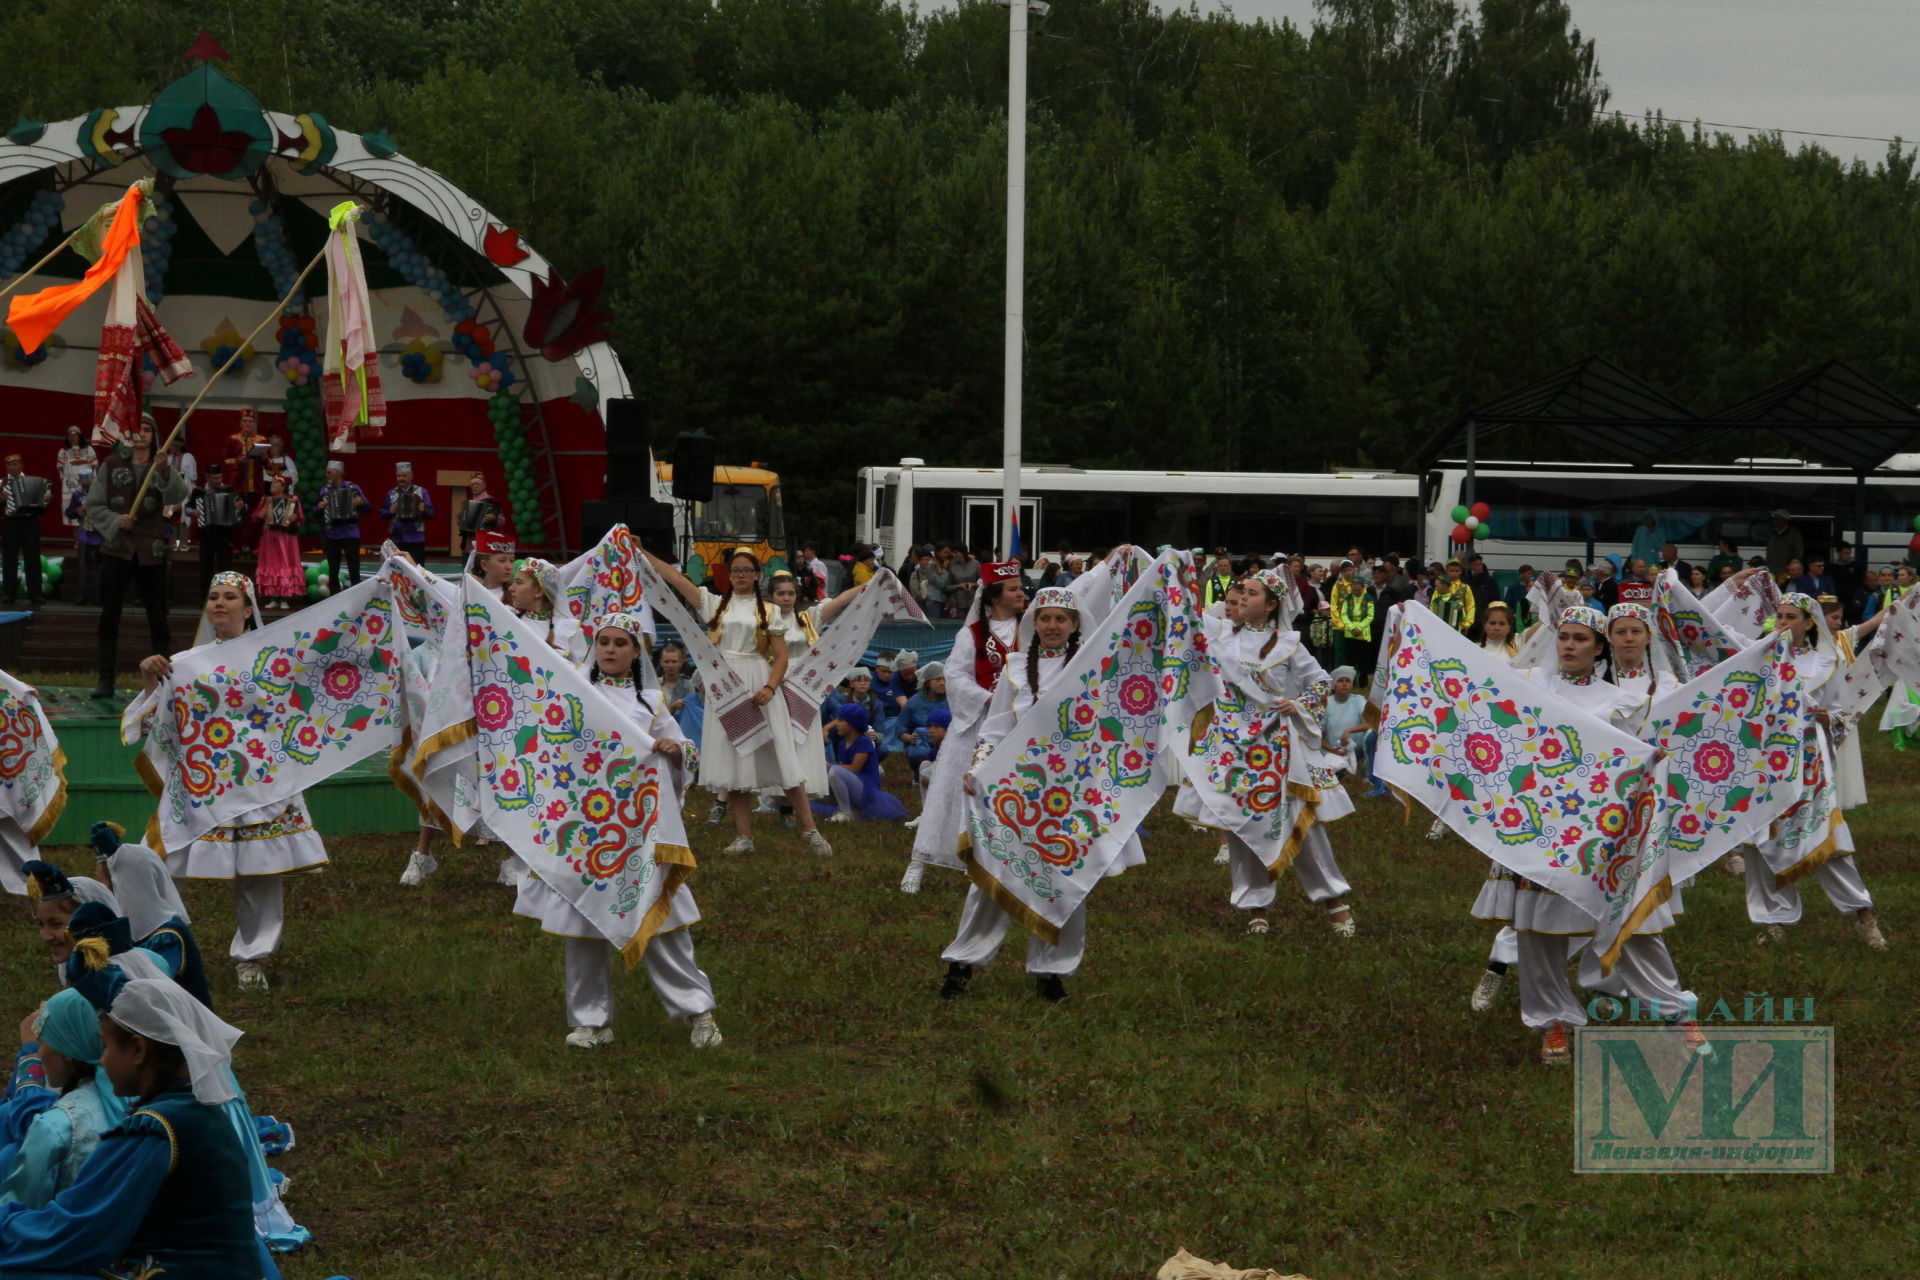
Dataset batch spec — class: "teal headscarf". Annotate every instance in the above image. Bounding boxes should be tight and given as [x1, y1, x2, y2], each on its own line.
[35, 989, 103, 1066]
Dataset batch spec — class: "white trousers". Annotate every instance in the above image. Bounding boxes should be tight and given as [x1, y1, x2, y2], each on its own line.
[1515, 931, 1694, 1030]
[1224, 824, 1350, 911]
[563, 931, 717, 1029]
[940, 884, 1086, 976]
[1487, 925, 1520, 967]
[230, 875, 284, 962]
[1743, 852, 1872, 925]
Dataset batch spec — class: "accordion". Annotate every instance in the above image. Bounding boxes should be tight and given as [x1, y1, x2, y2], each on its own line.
[391, 486, 423, 521]
[324, 487, 359, 523]
[7, 477, 47, 514]
[203, 491, 240, 528]
[458, 498, 498, 535]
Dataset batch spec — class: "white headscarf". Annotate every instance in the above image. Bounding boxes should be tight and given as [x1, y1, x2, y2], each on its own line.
[108, 978, 242, 1105]
[108, 948, 173, 983]
[193, 571, 263, 648]
[107, 843, 192, 940]
[69, 877, 122, 915]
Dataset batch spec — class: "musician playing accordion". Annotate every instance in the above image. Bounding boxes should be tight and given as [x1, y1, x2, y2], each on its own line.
[457, 470, 504, 554]
[1, 453, 49, 606]
[380, 460, 435, 563]
[316, 460, 372, 589]
[196, 463, 242, 592]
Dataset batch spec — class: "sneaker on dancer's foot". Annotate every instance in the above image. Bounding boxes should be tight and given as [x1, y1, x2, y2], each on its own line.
[1470, 968, 1505, 1012]
[1034, 974, 1069, 1003]
[1328, 904, 1357, 938]
[1855, 910, 1889, 951]
[497, 856, 521, 888]
[236, 961, 269, 992]
[564, 1026, 613, 1048]
[899, 861, 924, 894]
[1758, 923, 1787, 944]
[689, 1012, 723, 1049]
[1540, 1022, 1571, 1065]
[939, 962, 973, 999]
[802, 829, 833, 856]
[1246, 916, 1270, 935]
[1670, 1018, 1711, 1056]
[904, 816, 921, 831]
[704, 801, 727, 827]
[722, 835, 754, 856]
[1213, 843, 1230, 864]
[1724, 853, 1746, 876]
[824, 811, 851, 824]
[398, 851, 438, 887]
[1425, 818, 1446, 842]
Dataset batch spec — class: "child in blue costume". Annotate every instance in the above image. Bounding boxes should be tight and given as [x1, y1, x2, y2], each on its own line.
[0, 989, 127, 1209]
[87, 824, 213, 1011]
[0, 975, 272, 1280]
[812, 705, 910, 822]
[62, 904, 309, 1255]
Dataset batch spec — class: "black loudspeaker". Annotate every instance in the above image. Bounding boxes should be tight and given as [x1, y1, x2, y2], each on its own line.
[671, 431, 715, 503]
[604, 397, 651, 500]
[580, 498, 675, 557]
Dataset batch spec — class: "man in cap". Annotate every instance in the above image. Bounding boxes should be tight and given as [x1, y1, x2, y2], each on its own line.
[381, 461, 435, 563]
[316, 460, 372, 589]
[195, 463, 240, 592]
[1, 452, 50, 606]
[85, 424, 189, 698]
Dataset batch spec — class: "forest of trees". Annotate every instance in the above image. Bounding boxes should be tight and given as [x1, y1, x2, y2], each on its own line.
[6, 0, 1919, 546]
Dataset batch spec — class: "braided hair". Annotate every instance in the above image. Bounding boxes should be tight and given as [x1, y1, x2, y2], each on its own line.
[1025, 613, 1082, 703]
[707, 548, 775, 658]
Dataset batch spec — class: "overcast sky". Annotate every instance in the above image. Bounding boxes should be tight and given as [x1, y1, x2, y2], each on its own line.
[1203, 0, 1920, 165]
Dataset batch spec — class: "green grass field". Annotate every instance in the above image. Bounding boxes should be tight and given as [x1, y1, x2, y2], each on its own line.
[7, 721, 1915, 1278]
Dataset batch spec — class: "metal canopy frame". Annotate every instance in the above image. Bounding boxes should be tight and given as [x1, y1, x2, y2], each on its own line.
[1707, 360, 1920, 473]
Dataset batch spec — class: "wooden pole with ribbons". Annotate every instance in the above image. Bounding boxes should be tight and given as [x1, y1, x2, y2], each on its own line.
[125, 224, 343, 517]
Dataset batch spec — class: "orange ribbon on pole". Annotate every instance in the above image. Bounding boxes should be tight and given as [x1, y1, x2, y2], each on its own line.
[5, 185, 144, 354]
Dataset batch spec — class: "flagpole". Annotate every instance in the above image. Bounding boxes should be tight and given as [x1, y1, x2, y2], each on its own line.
[126, 235, 337, 516]
[0, 225, 89, 305]
[998, 0, 1034, 564]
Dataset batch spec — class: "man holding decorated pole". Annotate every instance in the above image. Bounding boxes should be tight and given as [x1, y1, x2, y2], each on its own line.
[85, 426, 188, 699]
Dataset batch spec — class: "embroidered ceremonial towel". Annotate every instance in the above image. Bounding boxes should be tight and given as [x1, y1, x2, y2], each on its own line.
[783, 567, 924, 745]
[320, 202, 385, 451]
[961, 552, 1205, 942]
[631, 550, 771, 755]
[1375, 603, 1658, 927]
[125, 575, 404, 850]
[0, 669, 67, 859]
[555, 523, 654, 667]
[460, 578, 694, 961]
[1654, 568, 1745, 678]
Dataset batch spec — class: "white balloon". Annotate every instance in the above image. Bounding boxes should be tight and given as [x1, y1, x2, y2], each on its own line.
[1464, 516, 1480, 530]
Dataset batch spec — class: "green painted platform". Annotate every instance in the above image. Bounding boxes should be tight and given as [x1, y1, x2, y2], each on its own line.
[37, 685, 417, 846]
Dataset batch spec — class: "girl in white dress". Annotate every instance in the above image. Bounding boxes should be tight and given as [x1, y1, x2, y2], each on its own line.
[901, 562, 1026, 893]
[1485, 607, 1701, 1065]
[758, 570, 868, 811]
[1743, 593, 1888, 949]
[513, 615, 721, 1049]
[132, 572, 327, 993]
[938, 586, 1140, 1002]
[643, 548, 831, 857]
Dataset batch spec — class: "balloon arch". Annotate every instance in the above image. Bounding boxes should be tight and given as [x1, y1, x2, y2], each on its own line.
[0, 35, 625, 555]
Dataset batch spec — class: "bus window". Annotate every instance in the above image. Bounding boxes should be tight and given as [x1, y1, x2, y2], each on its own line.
[1040, 493, 1127, 555]
[1210, 496, 1297, 555]
[1132, 494, 1206, 550]
[769, 485, 787, 547]
[691, 484, 769, 542]
[877, 482, 896, 531]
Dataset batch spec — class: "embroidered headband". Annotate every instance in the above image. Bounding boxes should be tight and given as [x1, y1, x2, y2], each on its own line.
[1559, 605, 1609, 635]
[1030, 586, 1079, 613]
[1252, 568, 1288, 597]
[209, 571, 254, 596]
[1606, 603, 1654, 627]
[1779, 592, 1820, 615]
[596, 611, 648, 640]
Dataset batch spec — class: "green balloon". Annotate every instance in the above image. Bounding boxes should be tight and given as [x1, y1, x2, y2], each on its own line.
[1450, 504, 1470, 524]
[1912, 513, 1920, 533]
[1472, 522, 1492, 540]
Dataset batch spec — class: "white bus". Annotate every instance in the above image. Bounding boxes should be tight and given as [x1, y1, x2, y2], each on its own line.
[854, 461, 1421, 566]
[1423, 460, 1920, 574]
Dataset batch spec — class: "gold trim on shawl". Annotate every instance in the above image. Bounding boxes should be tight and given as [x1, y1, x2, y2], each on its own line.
[1595, 875, 1673, 974]
[956, 831, 1063, 946]
[1186, 704, 1215, 753]
[388, 730, 465, 848]
[1774, 819, 1846, 889]
[622, 862, 693, 967]
[25, 746, 67, 846]
[1262, 782, 1321, 880]
[131, 749, 165, 852]
[408, 717, 477, 779]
